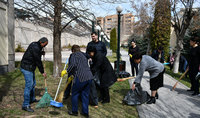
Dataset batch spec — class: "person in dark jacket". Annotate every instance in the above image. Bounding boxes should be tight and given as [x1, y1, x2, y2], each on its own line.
[151, 46, 165, 63]
[20, 37, 48, 112]
[61, 45, 93, 117]
[187, 36, 200, 96]
[179, 54, 188, 73]
[86, 32, 107, 107]
[128, 39, 140, 76]
[87, 46, 117, 104]
[86, 32, 107, 56]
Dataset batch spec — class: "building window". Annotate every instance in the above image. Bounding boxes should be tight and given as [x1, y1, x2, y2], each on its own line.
[107, 28, 111, 30]
[107, 18, 112, 21]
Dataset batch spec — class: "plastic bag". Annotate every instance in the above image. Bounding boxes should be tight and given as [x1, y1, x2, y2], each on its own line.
[123, 84, 150, 105]
[118, 71, 130, 78]
[93, 71, 101, 87]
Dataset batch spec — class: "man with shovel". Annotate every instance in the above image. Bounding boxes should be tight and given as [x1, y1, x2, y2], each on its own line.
[20, 37, 48, 112]
[61, 45, 93, 117]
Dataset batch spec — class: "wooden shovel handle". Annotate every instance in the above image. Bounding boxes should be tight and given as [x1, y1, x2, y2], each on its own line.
[117, 76, 135, 82]
[172, 68, 189, 91]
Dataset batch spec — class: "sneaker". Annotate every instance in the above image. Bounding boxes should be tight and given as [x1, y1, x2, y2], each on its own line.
[30, 99, 40, 104]
[22, 106, 34, 112]
[68, 111, 78, 116]
[80, 112, 89, 118]
[192, 92, 199, 96]
[187, 89, 194, 92]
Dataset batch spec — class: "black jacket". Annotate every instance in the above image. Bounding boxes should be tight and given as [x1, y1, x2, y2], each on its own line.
[151, 50, 165, 63]
[90, 52, 117, 88]
[86, 41, 107, 56]
[188, 46, 200, 74]
[20, 42, 44, 73]
[128, 46, 140, 62]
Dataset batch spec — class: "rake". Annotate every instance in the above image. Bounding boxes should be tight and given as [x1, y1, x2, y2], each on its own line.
[36, 55, 53, 109]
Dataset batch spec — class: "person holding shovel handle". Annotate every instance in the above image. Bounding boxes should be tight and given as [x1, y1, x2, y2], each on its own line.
[61, 45, 93, 117]
[131, 52, 165, 104]
[187, 30, 200, 96]
[20, 37, 48, 112]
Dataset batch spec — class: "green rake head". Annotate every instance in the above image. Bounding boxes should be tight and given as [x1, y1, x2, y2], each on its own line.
[36, 87, 53, 109]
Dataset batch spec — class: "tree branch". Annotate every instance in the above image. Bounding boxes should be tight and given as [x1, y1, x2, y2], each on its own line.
[61, 16, 80, 32]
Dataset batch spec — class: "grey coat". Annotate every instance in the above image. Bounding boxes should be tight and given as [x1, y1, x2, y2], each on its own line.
[134, 55, 164, 84]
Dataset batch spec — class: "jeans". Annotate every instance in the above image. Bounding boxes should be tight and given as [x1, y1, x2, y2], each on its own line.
[71, 77, 92, 115]
[21, 68, 36, 107]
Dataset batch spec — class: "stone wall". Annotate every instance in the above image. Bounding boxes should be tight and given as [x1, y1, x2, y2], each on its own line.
[15, 19, 92, 51]
[0, 0, 15, 74]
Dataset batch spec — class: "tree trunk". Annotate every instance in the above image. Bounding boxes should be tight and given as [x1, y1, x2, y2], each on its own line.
[173, 35, 184, 73]
[173, 49, 180, 73]
[53, 0, 62, 77]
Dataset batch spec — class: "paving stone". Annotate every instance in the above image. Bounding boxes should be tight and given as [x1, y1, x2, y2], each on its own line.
[120, 50, 200, 118]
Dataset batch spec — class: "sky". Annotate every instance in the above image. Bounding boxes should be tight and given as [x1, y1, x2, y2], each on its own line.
[88, 0, 200, 18]
[89, 1, 133, 17]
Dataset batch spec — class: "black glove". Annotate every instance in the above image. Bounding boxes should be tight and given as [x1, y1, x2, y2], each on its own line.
[41, 51, 45, 55]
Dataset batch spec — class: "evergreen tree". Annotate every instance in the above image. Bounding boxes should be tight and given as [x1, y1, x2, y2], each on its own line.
[110, 28, 117, 52]
[150, 0, 171, 59]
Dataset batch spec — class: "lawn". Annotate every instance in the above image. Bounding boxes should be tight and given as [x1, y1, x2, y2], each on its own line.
[0, 62, 138, 118]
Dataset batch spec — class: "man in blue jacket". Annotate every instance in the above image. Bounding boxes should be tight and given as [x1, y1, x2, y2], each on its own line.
[20, 37, 48, 112]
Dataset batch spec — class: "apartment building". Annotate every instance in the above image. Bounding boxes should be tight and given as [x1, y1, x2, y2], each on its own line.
[97, 13, 134, 42]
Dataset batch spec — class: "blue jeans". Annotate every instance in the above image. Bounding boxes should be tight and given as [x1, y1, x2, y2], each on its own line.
[21, 68, 36, 107]
[71, 77, 92, 115]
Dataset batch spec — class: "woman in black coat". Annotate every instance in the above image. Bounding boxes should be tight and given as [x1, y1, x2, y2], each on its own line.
[88, 47, 117, 104]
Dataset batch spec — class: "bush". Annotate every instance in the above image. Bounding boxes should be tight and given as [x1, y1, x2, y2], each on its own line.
[110, 28, 117, 53]
[15, 44, 25, 52]
[80, 45, 86, 48]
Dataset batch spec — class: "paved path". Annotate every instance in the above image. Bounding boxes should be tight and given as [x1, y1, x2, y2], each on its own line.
[120, 50, 200, 118]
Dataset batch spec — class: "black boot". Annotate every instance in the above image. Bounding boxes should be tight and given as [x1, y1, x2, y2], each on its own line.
[155, 93, 159, 99]
[147, 97, 156, 104]
[22, 106, 34, 112]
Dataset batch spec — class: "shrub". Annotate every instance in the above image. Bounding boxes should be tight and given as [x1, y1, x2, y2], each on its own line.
[15, 44, 25, 52]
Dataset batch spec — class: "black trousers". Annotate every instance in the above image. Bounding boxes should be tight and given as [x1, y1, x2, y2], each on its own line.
[189, 70, 199, 93]
[100, 87, 110, 102]
[130, 61, 138, 76]
[89, 80, 98, 106]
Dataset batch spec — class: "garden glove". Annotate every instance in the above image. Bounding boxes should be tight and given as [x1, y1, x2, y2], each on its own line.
[129, 54, 133, 58]
[61, 70, 67, 77]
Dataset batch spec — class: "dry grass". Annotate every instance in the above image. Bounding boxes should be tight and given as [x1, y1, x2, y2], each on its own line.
[0, 62, 138, 118]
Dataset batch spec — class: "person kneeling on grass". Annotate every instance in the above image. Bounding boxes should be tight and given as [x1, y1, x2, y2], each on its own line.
[131, 53, 165, 104]
[61, 45, 93, 117]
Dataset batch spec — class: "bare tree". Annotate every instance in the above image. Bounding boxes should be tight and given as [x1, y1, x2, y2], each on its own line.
[14, 0, 126, 77]
[130, 0, 156, 54]
[171, 0, 199, 73]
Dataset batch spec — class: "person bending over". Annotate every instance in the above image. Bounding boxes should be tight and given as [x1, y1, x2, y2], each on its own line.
[132, 53, 165, 104]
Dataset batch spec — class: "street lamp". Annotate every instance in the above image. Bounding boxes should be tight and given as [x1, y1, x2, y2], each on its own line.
[116, 5, 123, 76]
[95, 25, 101, 41]
[100, 32, 104, 41]
[92, 21, 95, 32]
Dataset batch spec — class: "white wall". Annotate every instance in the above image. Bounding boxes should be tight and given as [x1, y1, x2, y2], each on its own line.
[0, 2, 8, 65]
[15, 19, 91, 51]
